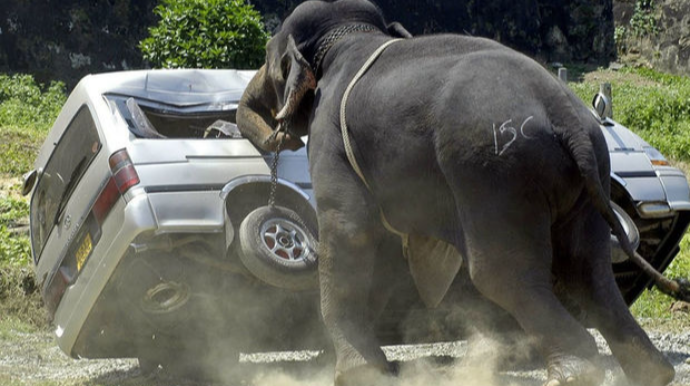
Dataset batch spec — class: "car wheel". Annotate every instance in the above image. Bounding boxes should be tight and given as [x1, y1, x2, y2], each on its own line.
[238, 205, 318, 291]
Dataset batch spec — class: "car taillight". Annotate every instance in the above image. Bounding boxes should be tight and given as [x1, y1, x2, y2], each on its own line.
[109, 149, 140, 193]
[92, 178, 119, 224]
[44, 267, 71, 315]
[92, 149, 140, 225]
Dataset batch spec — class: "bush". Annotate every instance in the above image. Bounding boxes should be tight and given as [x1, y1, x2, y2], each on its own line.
[140, 0, 270, 69]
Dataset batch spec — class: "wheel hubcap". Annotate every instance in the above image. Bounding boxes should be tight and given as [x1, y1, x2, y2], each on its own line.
[260, 218, 309, 261]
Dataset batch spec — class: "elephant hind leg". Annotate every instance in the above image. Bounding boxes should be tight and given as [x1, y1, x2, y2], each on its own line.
[457, 202, 603, 386]
[553, 206, 674, 386]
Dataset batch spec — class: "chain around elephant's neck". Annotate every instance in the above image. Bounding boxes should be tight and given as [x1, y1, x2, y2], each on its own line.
[312, 24, 378, 74]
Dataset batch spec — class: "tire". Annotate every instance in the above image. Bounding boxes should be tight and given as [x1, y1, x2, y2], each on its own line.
[238, 205, 318, 291]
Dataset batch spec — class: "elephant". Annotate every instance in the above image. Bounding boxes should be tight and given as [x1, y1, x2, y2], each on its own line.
[236, 1, 685, 385]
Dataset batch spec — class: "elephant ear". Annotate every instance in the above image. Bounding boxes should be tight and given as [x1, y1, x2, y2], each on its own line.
[275, 35, 316, 121]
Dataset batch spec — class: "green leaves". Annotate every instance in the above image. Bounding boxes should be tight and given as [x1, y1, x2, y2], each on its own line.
[139, 0, 270, 69]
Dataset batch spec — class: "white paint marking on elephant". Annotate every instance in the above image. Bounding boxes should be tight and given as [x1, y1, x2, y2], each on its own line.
[493, 119, 517, 156]
[492, 116, 535, 156]
[520, 115, 535, 139]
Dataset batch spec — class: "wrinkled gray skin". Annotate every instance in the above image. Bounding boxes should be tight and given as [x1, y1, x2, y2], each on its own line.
[236, 1, 675, 385]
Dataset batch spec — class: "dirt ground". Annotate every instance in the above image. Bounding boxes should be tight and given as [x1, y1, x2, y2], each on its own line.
[2, 324, 690, 386]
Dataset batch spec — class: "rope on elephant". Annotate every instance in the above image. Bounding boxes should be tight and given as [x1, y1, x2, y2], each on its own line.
[338, 38, 409, 250]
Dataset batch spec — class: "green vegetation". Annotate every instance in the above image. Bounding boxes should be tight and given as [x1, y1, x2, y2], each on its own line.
[0, 74, 66, 175]
[614, 0, 659, 56]
[139, 0, 270, 69]
[0, 74, 63, 328]
[632, 233, 690, 322]
[569, 67, 690, 162]
[629, 0, 659, 38]
[0, 197, 30, 267]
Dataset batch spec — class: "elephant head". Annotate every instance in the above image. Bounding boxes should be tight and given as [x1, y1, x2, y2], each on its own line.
[236, 0, 411, 152]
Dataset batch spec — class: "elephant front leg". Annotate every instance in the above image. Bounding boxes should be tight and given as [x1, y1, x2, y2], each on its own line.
[318, 208, 392, 386]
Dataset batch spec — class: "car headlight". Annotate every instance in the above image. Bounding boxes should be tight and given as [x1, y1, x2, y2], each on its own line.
[643, 146, 670, 166]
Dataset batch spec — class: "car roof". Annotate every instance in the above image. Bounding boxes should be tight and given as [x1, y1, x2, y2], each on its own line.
[80, 68, 257, 106]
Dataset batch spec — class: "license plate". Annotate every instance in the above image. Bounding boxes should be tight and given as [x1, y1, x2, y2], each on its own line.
[75, 232, 92, 272]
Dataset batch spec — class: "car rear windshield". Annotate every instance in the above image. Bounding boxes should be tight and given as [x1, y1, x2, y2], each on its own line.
[31, 106, 101, 261]
[105, 95, 243, 139]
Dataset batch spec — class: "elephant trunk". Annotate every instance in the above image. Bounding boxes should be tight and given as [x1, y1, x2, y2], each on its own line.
[237, 65, 304, 152]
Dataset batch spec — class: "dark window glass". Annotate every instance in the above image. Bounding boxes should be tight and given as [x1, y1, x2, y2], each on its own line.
[31, 106, 101, 260]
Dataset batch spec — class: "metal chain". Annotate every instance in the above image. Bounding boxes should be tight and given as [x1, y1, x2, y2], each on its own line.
[267, 121, 318, 260]
[268, 121, 287, 208]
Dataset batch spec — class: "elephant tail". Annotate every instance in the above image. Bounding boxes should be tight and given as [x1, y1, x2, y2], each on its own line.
[562, 127, 690, 301]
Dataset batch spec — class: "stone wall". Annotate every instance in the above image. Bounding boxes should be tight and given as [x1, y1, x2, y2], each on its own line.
[255, 0, 615, 64]
[0, 0, 157, 88]
[0, 0, 615, 89]
[614, 0, 690, 76]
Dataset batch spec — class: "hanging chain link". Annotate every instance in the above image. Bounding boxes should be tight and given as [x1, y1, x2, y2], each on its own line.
[266, 120, 318, 260]
[268, 121, 288, 208]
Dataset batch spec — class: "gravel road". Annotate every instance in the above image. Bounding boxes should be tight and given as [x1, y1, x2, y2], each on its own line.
[2, 326, 690, 386]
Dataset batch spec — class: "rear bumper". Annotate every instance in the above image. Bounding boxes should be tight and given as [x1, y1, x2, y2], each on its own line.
[52, 186, 232, 356]
[52, 194, 156, 356]
[51, 179, 317, 358]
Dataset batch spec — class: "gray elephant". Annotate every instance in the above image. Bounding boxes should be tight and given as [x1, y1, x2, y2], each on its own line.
[236, 1, 685, 385]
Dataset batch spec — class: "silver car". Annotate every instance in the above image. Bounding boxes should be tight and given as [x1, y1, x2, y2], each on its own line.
[24, 69, 690, 376]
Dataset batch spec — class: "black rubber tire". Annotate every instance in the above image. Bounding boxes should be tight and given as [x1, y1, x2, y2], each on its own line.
[238, 205, 318, 291]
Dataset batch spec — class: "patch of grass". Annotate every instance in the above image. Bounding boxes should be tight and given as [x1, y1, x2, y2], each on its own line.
[0, 181, 44, 327]
[631, 234, 690, 320]
[0, 74, 66, 132]
[0, 314, 40, 338]
[0, 127, 46, 176]
[0, 264, 47, 328]
[0, 73, 60, 328]
[0, 185, 31, 267]
[0, 74, 66, 176]
[569, 67, 690, 162]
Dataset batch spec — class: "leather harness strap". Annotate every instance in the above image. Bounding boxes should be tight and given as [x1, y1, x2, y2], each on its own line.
[338, 39, 410, 251]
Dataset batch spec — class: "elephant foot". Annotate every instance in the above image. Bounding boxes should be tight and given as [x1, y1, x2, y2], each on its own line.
[617, 341, 675, 386]
[334, 364, 395, 386]
[626, 363, 675, 386]
[544, 355, 603, 386]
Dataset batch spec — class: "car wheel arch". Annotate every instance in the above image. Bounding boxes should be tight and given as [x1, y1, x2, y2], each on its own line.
[221, 176, 318, 243]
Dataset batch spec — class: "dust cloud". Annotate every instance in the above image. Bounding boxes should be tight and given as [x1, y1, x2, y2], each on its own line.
[245, 334, 537, 386]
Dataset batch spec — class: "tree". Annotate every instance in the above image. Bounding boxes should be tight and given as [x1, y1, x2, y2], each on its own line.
[139, 0, 270, 69]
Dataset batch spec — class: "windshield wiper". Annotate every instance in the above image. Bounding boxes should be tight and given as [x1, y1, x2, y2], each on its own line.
[53, 157, 88, 226]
